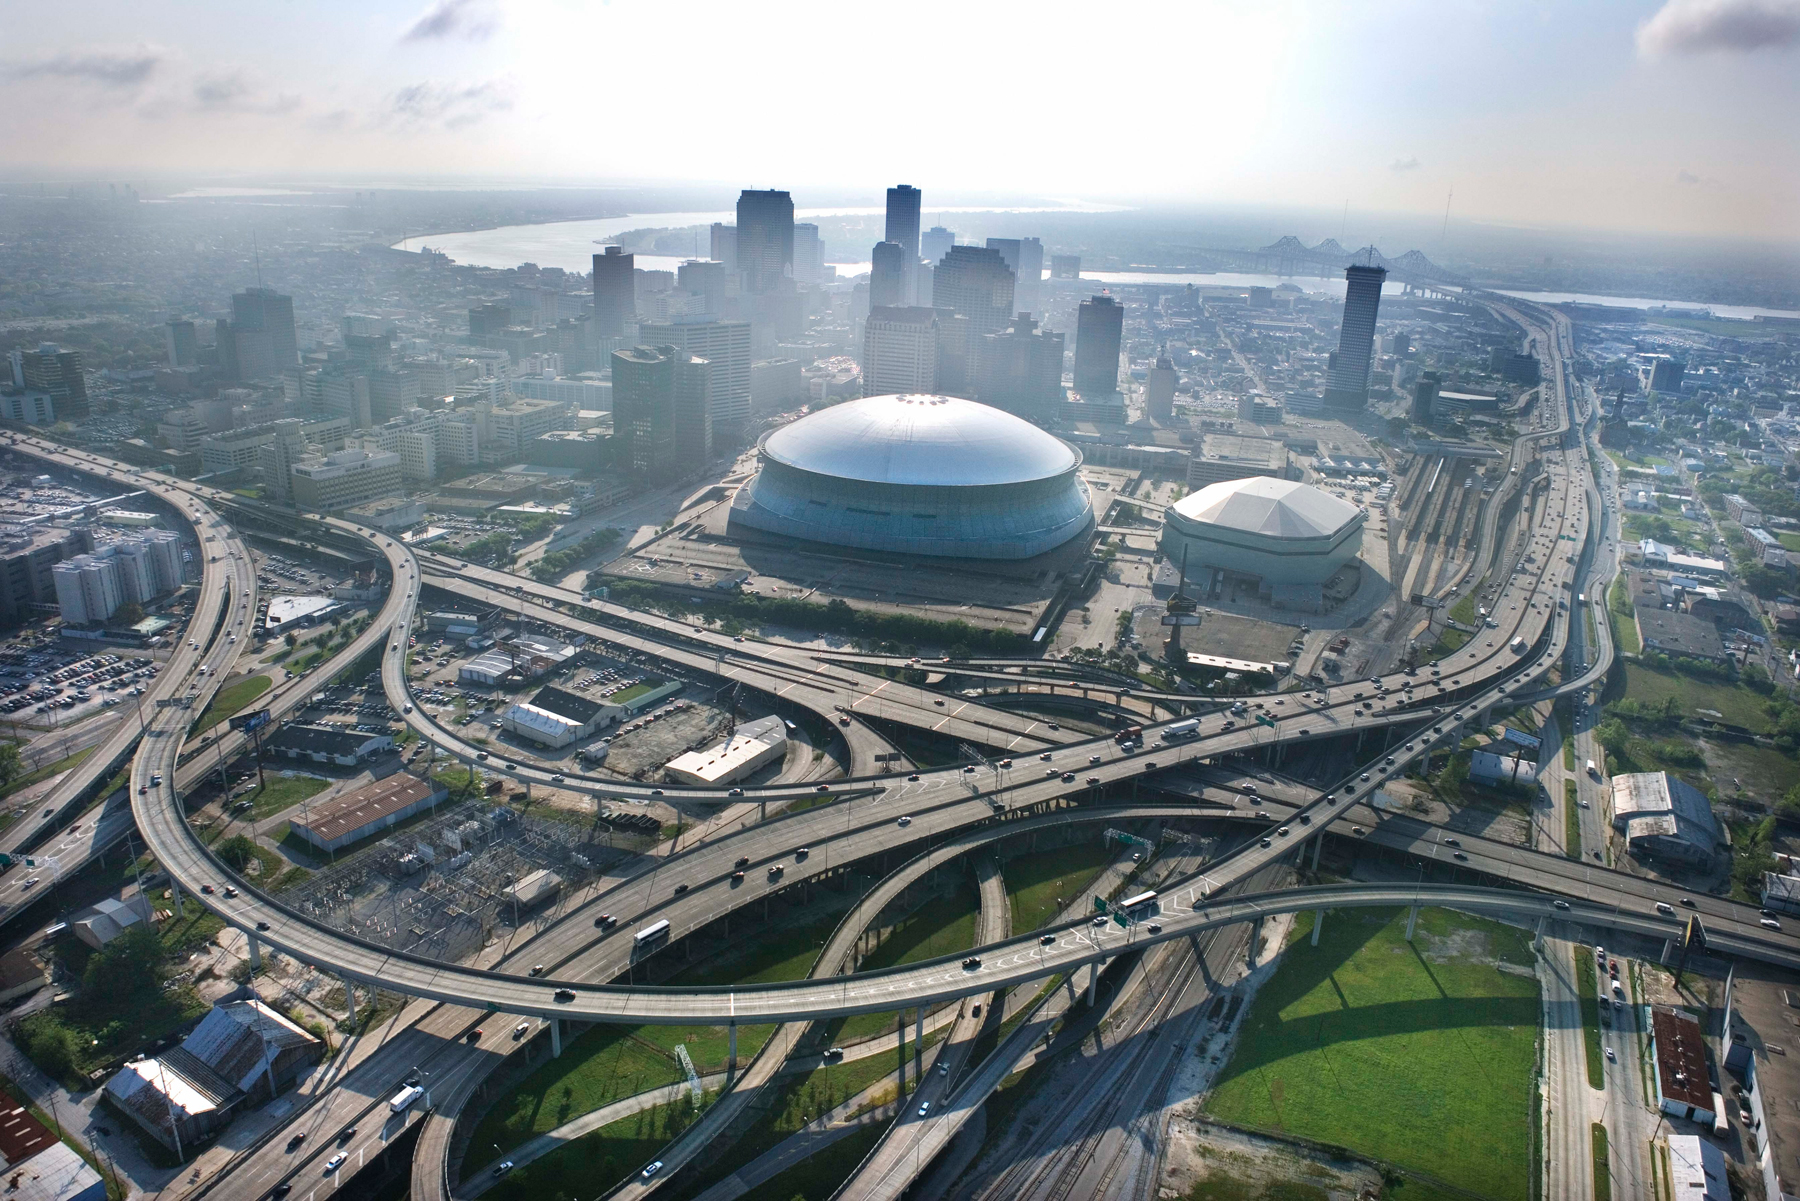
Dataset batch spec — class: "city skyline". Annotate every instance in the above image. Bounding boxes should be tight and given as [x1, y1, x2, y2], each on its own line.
[2, 0, 1797, 240]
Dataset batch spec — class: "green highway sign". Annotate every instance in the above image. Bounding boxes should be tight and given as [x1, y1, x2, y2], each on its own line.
[1113, 912, 1129, 928]
[1093, 896, 1108, 912]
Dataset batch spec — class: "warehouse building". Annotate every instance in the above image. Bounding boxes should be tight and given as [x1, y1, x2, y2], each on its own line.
[503, 868, 563, 911]
[0, 1099, 106, 1201]
[288, 774, 447, 854]
[502, 685, 610, 749]
[1184, 434, 1287, 489]
[1649, 1007, 1715, 1125]
[265, 725, 394, 766]
[1610, 771, 1718, 865]
[665, 715, 788, 786]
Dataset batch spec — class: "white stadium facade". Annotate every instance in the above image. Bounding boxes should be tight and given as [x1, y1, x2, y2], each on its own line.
[731, 394, 1093, 560]
[1161, 476, 1364, 601]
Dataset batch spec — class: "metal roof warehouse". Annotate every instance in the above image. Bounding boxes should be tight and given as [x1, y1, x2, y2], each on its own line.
[290, 774, 448, 853]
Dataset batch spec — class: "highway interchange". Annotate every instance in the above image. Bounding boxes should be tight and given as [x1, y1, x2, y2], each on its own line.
[0, 293, 1768, 1200]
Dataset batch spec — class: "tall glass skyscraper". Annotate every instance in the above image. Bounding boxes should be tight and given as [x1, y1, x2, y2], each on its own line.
[885, 185, 921, 259]
[1324, 265, 1387, 408]
[592, 246, 635, 339]
[1074, 294, 1124, 395]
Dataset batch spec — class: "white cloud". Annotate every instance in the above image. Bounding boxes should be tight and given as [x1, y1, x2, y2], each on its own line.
[10, 48, 162, 87]
[388, 79, 514, 129]
[1389, 156, 1422, 172]
[1637, 0, 1800, 57]
[402, 0, 498, 43]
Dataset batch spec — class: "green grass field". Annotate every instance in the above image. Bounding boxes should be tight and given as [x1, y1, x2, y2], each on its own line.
[1621, 663, 1772, 732]
[0, 747, 95, 802]
[1005, 841, 1116, 932]
[1607, 577, 1640, 655]
[195, 674, 272, 731]
[485, 1092, 709, 1201]
[235, 771, 330, 821]
[1205, 907, 1540, 1201]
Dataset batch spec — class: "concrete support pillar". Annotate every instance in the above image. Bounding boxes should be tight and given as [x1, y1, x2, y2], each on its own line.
[1660, 938, 1676, 967]
[1405, 905, 1419, 942]
[246, 933, 261, 970]
[341, 977, 358, 1033]
[1087, 960, 1100, 1007]
[896, 1013, 907, 1092]
[1310, 838, 1322, 872]
[550, 1018, 562, 1058]
[1311, 910, 1325, 947]
[728, 1022, 737, 1083]
[1249, 916, 1263, 967]
[915, 1008, 924, 1079]
[169, 875, 183, 913]
[1533, 914, 1547, 950]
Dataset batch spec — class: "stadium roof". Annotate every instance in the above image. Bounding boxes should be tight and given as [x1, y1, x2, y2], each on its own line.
[1170, 476, 1359, 540]
[762, 394, 1078, 488]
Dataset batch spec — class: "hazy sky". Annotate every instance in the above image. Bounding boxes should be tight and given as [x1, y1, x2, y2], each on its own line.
[5, 0, 1798, 239]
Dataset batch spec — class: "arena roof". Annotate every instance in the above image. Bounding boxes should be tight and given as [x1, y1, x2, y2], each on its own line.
[1170, 476, 1359, 541]
[762, 394, 1077, 488]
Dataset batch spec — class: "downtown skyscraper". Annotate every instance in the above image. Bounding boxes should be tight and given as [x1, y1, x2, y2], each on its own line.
[1074, 294, 1124, 396]
[735, 189, 795, 294]
[1323, 264, 1387, 408]
[592, 246, 635, 340]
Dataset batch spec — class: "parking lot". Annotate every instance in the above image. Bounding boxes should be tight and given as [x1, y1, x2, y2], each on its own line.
[0, 649, 160, 722]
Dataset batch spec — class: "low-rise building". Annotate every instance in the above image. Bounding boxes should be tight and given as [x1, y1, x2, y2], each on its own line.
[290, 449, 402, 511]
[1665, 1135, 1727, 1201]
[664, 714, 787, 786]
[344, 496, 424, 532]
[1649, 1007, 1715, 1124]
[69, 894, 153, 950]
[1185, 435, 1287, 489]
[265, 724, 394, 766]
[1611, 772, 1718, 865]
[1635, 608, 1729, 663]
[0, 1098, 106, 1201]
[288, 773, 447, 854]
[502, 685, 610, 748]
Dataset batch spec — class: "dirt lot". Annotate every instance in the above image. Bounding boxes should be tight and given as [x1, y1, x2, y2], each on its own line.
[1161, 1117, 1382, 1201]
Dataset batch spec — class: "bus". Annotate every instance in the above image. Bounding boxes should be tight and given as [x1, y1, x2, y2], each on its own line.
[632, 919, 671, 959]
[1121, 891, 1161, 922]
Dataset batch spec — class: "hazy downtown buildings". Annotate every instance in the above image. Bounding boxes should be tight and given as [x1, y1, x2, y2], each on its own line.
[1050, 254, 1081, 279]
[223, 287, 299, 382]
[976, 316, 1064, 420]
[289, 449, 403, 511]
[1074, 294, 1125, 396]
[861, 307, 938, 397]
[612, 345, 713, 479]
[1323, 265, 1387, 409]
[592, 246, 635, 340]
[164, 319, 198, 368]
[51, 531, 184, 624]
[677, 259, 730, 315]
[792, 223, 824, 285]
[932, 246, 1015, 334]
[638, 317, 752, 436]
[1146, 351, 1177, 421]
[985, 237, 1043, 318]
[735, 190, 794, 294]
[8, 343, 88, 422]
[870, 242, 907, 309]
[709, 223, 737, 272]
[0, 526, 92, 626]
[885, 186, 922, 259]
[921, 226, 955, 267]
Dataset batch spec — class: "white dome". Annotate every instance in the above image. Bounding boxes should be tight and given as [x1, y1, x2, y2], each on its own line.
[762, 394, 1078, 488]
[1171, 476, 1360, 540]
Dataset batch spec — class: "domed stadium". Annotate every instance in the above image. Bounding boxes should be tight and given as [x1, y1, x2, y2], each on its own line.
[1162, 476, 1364, 589]
[732, 394, 1093, 559]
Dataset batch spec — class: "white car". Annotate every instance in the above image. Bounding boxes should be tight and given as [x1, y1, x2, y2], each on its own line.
[641, 1161, 664, 1179]
[897, 816, 911, 827]
[325, 1153, 347, 1172]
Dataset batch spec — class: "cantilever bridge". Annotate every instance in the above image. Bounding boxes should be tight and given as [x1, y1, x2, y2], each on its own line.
[1190, 236, 1470, 288]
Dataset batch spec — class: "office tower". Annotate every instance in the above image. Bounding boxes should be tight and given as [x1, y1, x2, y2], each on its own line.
[1323, 265, 1387, 409]
[710, 223, 738, 272]
[1074, 295, 1124, 395]
[1412, 371, 1441, 424]
[885, 186, 921, 259]
[792, 223, 823, 285]
[0, 526, 92, 627]
[1050, 254, 1080, 279]
[468, 304, 512, 338]
[9, 344, 89, 422]
[678, 260, 730, 315]
[861, 306, 938, 397]
[1649, 358, 1685, 393]
[637, 318, 752, 435]
[931, 246, 1015, 334]
[345, 332, 395, 372]
[1391, 330, 1412, 356]
[227, 287, 299, 382]
[289, 448, 403, 510]
[256, 420, 309, 502]
[934, 314, 976, 398]
[921, 226, 955, 267]
[870, 242, 907, 309]
[1146, 351, 1177, 421]
[52, 551, 124, 625]
[975, 316, 1064, 420]
[735, 190, 794, 294]
[592, 246, 635, 340]
[612, 345, 712, 479]
[164, 319, 198, 367]
[985, 237, 1043, 318]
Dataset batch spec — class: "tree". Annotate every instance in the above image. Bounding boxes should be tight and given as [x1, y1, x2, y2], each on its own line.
[0, 742, 22, 787]
[112, 601, 144, 627]
[1594, 718, 1630, 754]
[284, 631, 298, 650]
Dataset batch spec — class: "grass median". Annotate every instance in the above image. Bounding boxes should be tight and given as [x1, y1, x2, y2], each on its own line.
[1564, 781, 1581, 860]
[1205, 906, 1540, 1201]
[1005, 841, 1116, 932]
[1574, 947, 1606, 1090]
[194, 673, 272, 732]
[1591, 1122, 1610, 1199]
